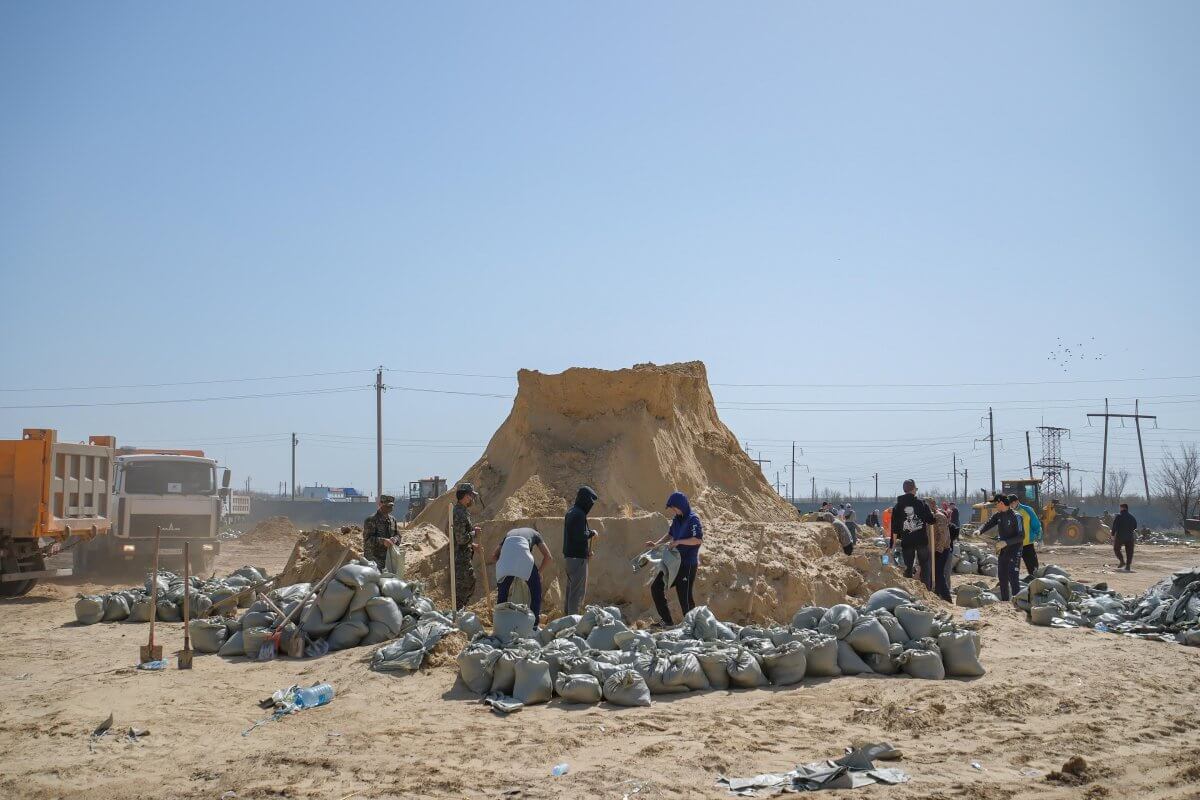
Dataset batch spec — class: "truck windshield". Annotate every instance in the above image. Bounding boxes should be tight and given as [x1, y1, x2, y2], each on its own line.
[123, 461, 215, 495]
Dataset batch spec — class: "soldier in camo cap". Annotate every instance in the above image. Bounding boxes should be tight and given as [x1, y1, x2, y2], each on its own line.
[452, 483, 482, 609]
[363, 494, 400, 572]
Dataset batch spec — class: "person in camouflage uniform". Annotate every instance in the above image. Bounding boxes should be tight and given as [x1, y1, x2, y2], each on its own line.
[452, 483, 481, 609]
[363, 495, 400, 572]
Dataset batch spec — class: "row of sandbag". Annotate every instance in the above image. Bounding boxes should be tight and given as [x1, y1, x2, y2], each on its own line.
[457, 589, 986, 709]
[1017, 564, 1200, 646]
[870, 538, 999, 578]
[73, 566, 270, 625]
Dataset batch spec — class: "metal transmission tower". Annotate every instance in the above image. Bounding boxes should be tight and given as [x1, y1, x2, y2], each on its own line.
[1034, 426, 1070, 498]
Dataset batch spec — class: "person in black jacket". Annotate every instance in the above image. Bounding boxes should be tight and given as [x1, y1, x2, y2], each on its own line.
[562, 485, 599, 615]
[890, 479, 937, 589]
[1111, 503, 1138, 572]
[979, 493, 1024, 600]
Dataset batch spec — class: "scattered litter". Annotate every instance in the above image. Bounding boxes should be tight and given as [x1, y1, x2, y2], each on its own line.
[92, 713, 113, 738]
[551, 763, 570, 777]
[221, 792, 237, 800]
[718, 742, 908, 794]
[137, 659, 168, 671]
[963, 610, 982, 621]
[481, 692, 524, 715]
[242, 682, 336, 735]
[15, 673, 31, 680]
[970, 762, 984, 771]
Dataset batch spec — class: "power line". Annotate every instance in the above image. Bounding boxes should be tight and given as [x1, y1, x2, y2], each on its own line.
[0, 368, 377, 393]
[711, 373, 1200, 389]
[0, 385, 371, 410]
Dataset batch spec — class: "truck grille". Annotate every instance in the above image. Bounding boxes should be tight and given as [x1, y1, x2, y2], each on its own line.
[127, 514, 211, 539]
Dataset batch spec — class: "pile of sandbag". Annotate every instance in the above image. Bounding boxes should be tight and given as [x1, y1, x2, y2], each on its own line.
[73, 566, 269, 626]
[457, 590, 987, 711]
[951, 541, 999, 577]
[954, 581, 1000, 609]
[1016, 564, 1200, 647]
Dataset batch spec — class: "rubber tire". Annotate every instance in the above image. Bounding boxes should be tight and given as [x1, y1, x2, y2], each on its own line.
[0, 578, 37, 597]
[1058, 519, 1085, 545]
[1090, 524, 1111, 544]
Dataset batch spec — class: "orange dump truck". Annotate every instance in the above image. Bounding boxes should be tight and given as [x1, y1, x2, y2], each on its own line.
[0, 429, 115, 596]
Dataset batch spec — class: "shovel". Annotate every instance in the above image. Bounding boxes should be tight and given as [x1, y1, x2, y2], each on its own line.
[140, 526, 164, 664]
[178, 542, 194, 670]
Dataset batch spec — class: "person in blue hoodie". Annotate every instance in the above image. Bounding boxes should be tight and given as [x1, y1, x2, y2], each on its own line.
[644, 491, 703, 625]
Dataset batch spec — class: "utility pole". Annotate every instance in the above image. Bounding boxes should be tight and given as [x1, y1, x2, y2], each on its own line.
[873, 473, 878, 504]
[1026, 431, 1034, 479]
[848, 478, 852, 500]
[1065, 463, 1071, 497]
[375, 366, 384, 500]
[790, 442, 796, 506]
[811, 476, 816, 504]
[988, 407, 996, 494]
[952, 453, 957, 502]
[290, 433, 298, 500]
[1087, 399, 1156, 501]
[749, 452, 771, 472]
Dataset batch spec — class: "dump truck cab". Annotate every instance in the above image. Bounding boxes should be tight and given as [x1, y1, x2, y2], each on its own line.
[74, 451, 230, 575]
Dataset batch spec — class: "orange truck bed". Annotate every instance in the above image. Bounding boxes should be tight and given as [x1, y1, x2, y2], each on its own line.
[0, 429, 114, 542]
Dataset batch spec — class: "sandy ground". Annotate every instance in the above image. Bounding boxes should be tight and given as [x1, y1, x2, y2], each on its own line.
[2, 539, 1199, 800]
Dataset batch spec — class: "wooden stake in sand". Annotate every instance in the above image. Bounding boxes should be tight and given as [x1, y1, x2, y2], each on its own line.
[746, 523, 769, 622]
[178, 541, 193, 670]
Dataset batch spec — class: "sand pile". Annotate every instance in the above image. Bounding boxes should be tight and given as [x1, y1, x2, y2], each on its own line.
[413, 361, 798, 525]
[237, 516, 300, 546]
[278, 526, 362, 586]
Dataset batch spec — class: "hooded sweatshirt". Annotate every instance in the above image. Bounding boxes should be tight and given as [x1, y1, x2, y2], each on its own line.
[562, 486, 598, 559]
[890, 493, 936, 548]
[666, 491, 703, 567]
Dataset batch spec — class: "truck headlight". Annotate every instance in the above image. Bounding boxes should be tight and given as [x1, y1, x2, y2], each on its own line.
[122, 544, 136, 553]
[201, 544, 214, 552]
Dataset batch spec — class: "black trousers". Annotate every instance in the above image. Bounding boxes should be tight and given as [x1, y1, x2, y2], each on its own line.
[842, 544, 854, 556]
[651, 562, 697, 625]
[1114, 537, 1134, 567]
[498, 567, 543, 620]
[1021, 543, 1039, 576]
[998, 543, 1022, 601]
[934, 549, 952, 601]
[902, 542, 933, 590]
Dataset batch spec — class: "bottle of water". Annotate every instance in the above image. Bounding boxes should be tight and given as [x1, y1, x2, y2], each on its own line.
[551, 763, 569, 777]
[294, 683, 335, 709]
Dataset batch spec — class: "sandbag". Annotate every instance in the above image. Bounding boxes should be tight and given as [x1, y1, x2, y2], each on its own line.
[1179, 629, 1200, 647]
[371, 621, 451, 672]
[456, 611, 485, 638]
[74, 595, 106, 625]
[218, 629, 245, 657]
[696, 649, 733, 690]
[240, 611, 277, 630]
[685, 605, 736, 641]
[385, 542, 405, 578]
[790, 606, 827, 630]
[1029, 603, 1063, 626]
[662, 653, 710, 691]
[555, 672, 603, 704]
[635, 654, 688, 695]
[348, 581, 381, 615]
[836, 641, 873, 675]
[300, 604, 338, 636]
[586, 621, 629, 651]
[978, 562, 998, 577]
[938, 630, 985, 677]
[241, 626, 274, 658]
[603, 669, 651, 707]
[862, 588, 914, 613]
[866, 611, 909, 645]
[189, 618, 228, 653]
[327, 619, 369, 651]
[156, 600, 181, 622]
[379, 578, 413, 605]
[490, 650, 520, 694]
[576, 605, 613, 637]
[336, 562, 381, 588]
[317, 579, 356, 622]
[799, 633, 841, 677]
[493, 602, 536, 642]
[863, 646, 901, 675]
[897, 648, 945, 680]
[894, 604, 936, 640]
[818, 604, 859, 639]
[844, 618, 891, 656]
[726, 648, 769, 689]
[763, 641, 807, 686]
[365, 596, 406, 635]
[232, 565, 265, 583]
[512, 658, 553, 705]
[362, 620, 396, 646]
[101, 593, 131, 622]
[458, 644, 501, 694]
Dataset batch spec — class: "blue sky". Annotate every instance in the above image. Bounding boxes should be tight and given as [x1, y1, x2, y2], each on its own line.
[2, 2, 1197, 504]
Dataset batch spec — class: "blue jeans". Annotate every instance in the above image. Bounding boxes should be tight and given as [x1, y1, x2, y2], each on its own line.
[498, 567, 542, 620]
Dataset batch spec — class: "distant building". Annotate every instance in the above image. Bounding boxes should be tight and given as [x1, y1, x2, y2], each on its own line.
[300, 485, 370, 502]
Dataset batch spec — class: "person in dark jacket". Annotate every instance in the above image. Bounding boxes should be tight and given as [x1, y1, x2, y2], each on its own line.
[1111, 503, 1138, 571]
[644, 491, 703, 625]
[890, 479, 937, 589]
[562, 485, 599, 615]
[979, 493, 1024, 600]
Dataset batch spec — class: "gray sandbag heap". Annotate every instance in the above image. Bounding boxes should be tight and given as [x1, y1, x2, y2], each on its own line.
[1018, 564, 1200, 647]
[73, 565, 266, 626]
[953, 580, 1001, 609]
[951, 541, 999, 577]
[458, 591, 986, 712]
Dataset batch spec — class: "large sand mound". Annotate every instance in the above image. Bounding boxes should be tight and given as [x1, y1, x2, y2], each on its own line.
[414, 361, 797, 525]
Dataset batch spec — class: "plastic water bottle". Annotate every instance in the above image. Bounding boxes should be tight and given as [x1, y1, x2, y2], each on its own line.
[294, 683, 335, 709]
[881, 553, 890, 565]
[551, 763, 569, 777]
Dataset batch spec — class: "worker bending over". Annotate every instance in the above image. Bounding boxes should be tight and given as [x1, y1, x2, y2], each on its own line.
[492, 527, 553, 622]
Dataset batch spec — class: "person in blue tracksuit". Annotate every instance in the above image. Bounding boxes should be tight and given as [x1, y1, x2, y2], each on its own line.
[644, 491, 703, 625]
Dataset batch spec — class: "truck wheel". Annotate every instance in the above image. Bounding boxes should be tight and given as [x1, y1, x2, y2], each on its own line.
[0, 578, 36, 597]
[1091, 524, 1111, 544]
[1058, 519, 1085, 545]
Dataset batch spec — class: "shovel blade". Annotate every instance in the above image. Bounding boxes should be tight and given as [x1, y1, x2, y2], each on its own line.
[177, 649, 193, 670]
[140, 644, 163, 664]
